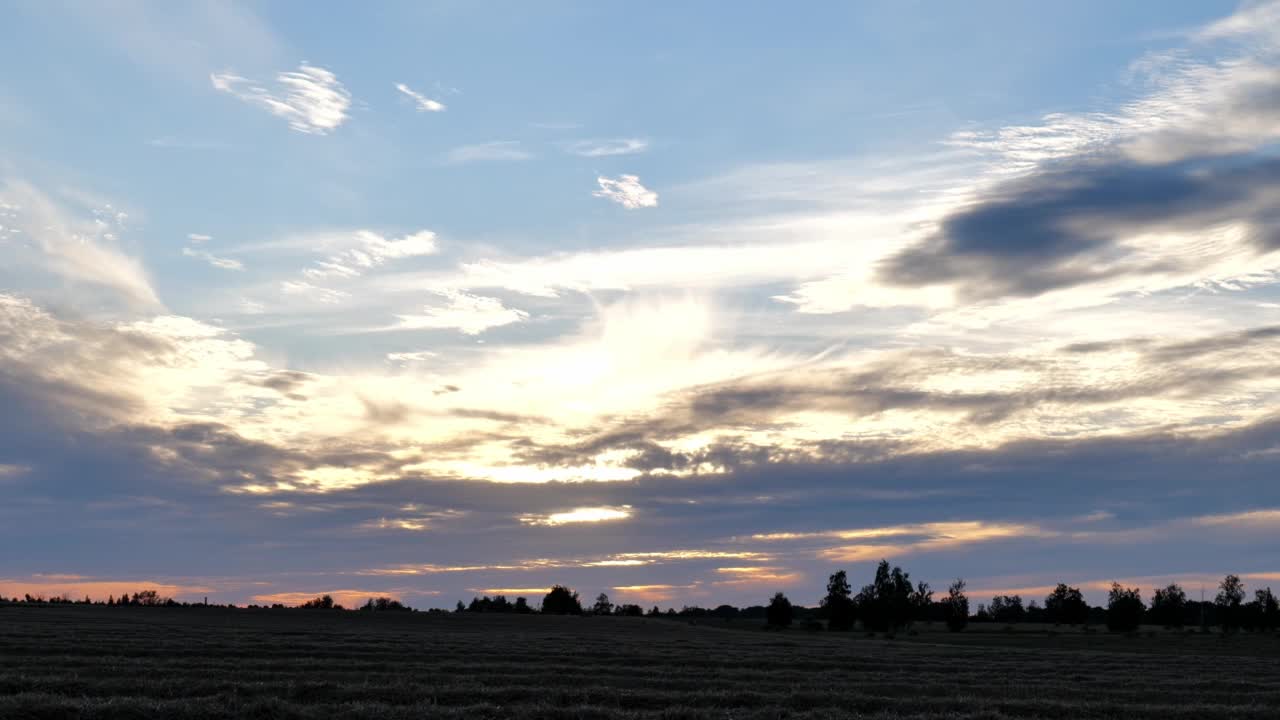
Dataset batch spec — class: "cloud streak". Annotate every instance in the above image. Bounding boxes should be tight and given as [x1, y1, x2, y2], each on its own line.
[394, 82, 446, 112]
[212, 64, 351, 135]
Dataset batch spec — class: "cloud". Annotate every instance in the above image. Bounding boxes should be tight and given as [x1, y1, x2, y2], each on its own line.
[0, 180, 158, 306]
[565, 138, 649, 157]
[280, 281, 350, 304]
[593, 174, 658, 209]
[386, 350, 437, 365]
[880, 155, 1280, 303]
[182, 247, 243, 271]
[211, 64, 351, 135]
[187, 233, 212, 243]
[394, 82, 446, 112]
[519, 506, 632, 526]
[395, 290, 528, 335]
[442, 141, 532, 165]
[303, 230, 438, 280]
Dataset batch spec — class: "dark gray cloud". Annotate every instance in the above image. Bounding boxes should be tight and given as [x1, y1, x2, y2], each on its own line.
[881, 155, 1280, 300]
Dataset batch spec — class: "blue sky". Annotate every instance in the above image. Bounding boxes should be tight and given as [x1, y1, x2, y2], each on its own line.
[3, 0, 1280, 609]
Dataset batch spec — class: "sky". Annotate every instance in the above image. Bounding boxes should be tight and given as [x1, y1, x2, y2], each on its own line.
[2, 0, 1280, 610]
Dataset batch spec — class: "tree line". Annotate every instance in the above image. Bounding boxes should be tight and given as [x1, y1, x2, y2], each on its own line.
[4, 563, 1277, 634]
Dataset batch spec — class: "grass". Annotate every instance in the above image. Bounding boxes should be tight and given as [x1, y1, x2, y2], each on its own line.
[1, 606, 1278, 718]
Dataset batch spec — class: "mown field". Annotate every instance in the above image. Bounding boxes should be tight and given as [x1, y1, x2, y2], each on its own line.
[1, 606, 1278, 719]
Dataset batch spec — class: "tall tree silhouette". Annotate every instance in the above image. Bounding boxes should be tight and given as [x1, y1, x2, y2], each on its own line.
[592, 593, 613, 616]
[858, 560, 915, 632]
[821, 570, 856, 631]
[1150, 584, 1187, 628]
[945, 579, 969, 632]
[1216, 574, 1246, 633]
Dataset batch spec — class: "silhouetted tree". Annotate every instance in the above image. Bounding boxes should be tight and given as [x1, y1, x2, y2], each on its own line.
[858, 560, 914, 632]
[909, 582, 933, 625]
[300, 594, 336, 610]
[1105, 583, 1145, 633]
[1150, 584, 1187, 628]
[766, 592, 793, 628]
[1255, 588, 1279, 632]
[989, 595, 1026, 624]
[1216, 574, 1246, 633]
[592, 593, 613, 616]
[455, 601, 466, 613]
[361, 597, 410, 612]
[647, 605, 661, 617]
[541, 585, 583, 615]
[1045, 584, 1089, 626]
[944, 579, 969, 632]
[616, 603, 644, 617]
[514, 597, 532, 614]
[821, 570, 856, 631]
[712, 604, 739, 620]
[132, 590, 167, 606]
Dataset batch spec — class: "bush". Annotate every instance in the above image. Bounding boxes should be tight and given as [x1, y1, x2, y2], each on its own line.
[541, 585, 583, 615]
[766, 592, 793, 628]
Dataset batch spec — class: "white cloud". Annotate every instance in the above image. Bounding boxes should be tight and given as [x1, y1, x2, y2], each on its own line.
[395, 291, 528, 335]
[211, 64, 351, 135]
[386, 350, 437, 365]
[0, 180, 157, 306]
[520, 506, 632, 526]
[187, 233, 212, 243]
[303, 229, 437, 280]
[182, 247, 243, 271]
[394, 82, 446, 112]
[593, 174, 658, 209]
[949, 5, 1280, 170]
[442, 141, 532, 165]
[281, 281, 350, 304]
[565, 138, 649, 157]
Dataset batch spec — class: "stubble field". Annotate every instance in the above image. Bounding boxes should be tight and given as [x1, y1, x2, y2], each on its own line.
[1, 606, 1278, 719]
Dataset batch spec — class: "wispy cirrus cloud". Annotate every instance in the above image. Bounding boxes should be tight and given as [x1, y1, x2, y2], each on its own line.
[182, 247, 243, 271]
[394, 290, 528, 335]
[0, 180, 157, 306]
[280, 280, 351, 304]
[303, 230, 438, 280]
[593, 174, 658, 209]
[565, 138, 649, 157]
[442, 141, 532, 165]
[212, 63, 351, 135]
[394, 82, 446, 112]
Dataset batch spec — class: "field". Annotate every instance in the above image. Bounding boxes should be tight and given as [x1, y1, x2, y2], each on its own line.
[2, 606, 1278, 719]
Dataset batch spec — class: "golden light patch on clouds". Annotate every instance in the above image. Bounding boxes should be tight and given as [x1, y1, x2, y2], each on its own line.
[754, 520, 1053, 563]
[0, 463, 29, 479]
[252, 589, 438, 608]
[711, 566, 804, 587]
[611, 583, 700, 603]
[520, 506, 633, 526]
[613, 550, 772, 562]
[582, 559, 652, 567]
[364, 517, 431, 531]
[967, 571, 1280, 602]
[0, 576, 211, 602]
[443, 461, 642, 484]
[1192, 508, 1280, 527]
